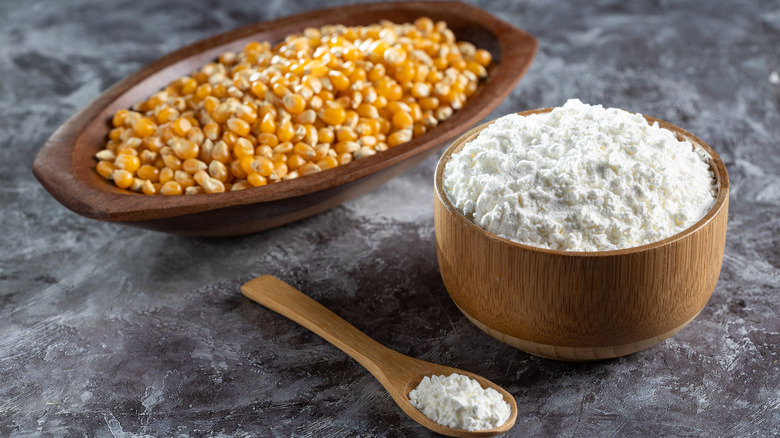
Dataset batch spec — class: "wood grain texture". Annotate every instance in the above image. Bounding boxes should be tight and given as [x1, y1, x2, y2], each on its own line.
[241, 275, 518, 437]
[434, 109, 730, 361]
[31, 1, 537, 237]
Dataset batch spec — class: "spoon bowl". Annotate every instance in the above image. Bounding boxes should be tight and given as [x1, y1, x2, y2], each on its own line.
[32, 1, 536, 237]
[241, 275, 517, 437]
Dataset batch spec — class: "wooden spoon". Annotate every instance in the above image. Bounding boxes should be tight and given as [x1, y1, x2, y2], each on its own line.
[241, 275, 518, 437]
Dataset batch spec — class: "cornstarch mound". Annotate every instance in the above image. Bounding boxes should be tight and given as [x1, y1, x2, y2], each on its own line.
[443, 99, 717, 251]
[409, 373, 510, 431]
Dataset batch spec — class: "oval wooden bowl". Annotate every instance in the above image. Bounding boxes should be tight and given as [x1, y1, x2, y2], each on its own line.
[31, 1, 537, 237]
[434, 108, 730, 361]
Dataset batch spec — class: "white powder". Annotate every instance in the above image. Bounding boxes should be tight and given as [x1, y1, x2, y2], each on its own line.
[408, 373, 511, 431]
[443, 99, 717, 251]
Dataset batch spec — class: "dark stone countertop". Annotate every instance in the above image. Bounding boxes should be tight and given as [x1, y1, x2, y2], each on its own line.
[2, 0, 779, 436]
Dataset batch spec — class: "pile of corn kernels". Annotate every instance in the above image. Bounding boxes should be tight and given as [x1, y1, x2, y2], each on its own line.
[96, 17, 492, 195]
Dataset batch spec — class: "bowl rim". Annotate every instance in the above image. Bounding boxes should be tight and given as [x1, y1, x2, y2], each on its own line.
[32, 0, 538, 223]
[434, 107, 730, 257]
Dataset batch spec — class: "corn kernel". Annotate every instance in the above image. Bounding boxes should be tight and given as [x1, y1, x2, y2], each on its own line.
[96, 161, 115, 179]
[161, 181, 183, 195]
[113, 169, 134, 188]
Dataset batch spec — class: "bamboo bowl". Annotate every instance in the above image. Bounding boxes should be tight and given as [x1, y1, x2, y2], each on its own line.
[31, 1, 536, 237]
[434, 108, 730, 361]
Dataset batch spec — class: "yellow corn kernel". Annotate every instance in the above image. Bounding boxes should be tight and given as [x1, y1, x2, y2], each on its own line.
[474, 49, 492, 67]
[247, 173, 267, 187]
[374, 95, 388, 109]
[108, 128, 123, 142]
[230, 159, 248, 179]
[252, 157, 275, 177]
[112, 109, 130, 128]
[236, 105, 258, 124]
[298, 162, 321, 176]
[378, 118, 391, 135]
[238, 156, 256, 175]
[193, 170, 209, 186]
[328, 70, 350, 91]
[419, 96, 439, 110]
[413, 123, 427, 138]
[210, 140, 230, 164]
[222, 131, 240, 147]
[304, 60, 328, 77]
[133, 117, 157, 137]
[174, 170, 195, 188]
[335, 141, 360, 154]
[354, 146, 377, 159]
[318, 127, 335, 143]
[357, 103, 380, 119]
[344, 110, 359, 129]
[96, 161, 115, 179]
[159, 167, 174, 184]
[272, 82, 291, 97]
[393, 61, 415, 82]
[161, 181, 183, 195]
[250, 80, 269, 98]
[317, 156, 339, 170]
[435, 105, 454, 121]
[319, 107, 346, 125]
[171, 138, 199, 160]
[112, 169, 134, 189]
[142, 180, 156, 195]
[269, 162, 288, 181]
[208, 160, 229, 182]
[358, 135, 377, 147]
[230, 138, 252, 159]
[356, 122, 373, 136]
[254, 133, 277, 147]
[182, 158, 207, 174]
[349, 68, 367, 83]
[201, 177, 226, 194]
[276, 119, 294, 142]
[336, 127, 358, 142]
[368, 64, 386, 82]
[171, 117, 192, 136]
[203, 96, 220, 114]
[338, 152, 353, 165]
[293, 142, 316, 160]
[260, 112, 277, 133]
[114, 154, 141, 173]
[195, 83, 212, 100]
[387, 129, 412, 147]
[392, 111, 414, 130]
[286, 153, 307, 171]
[137, 165, 160, 182]
[415, 16, 434, 33]
[231, 180, 252, 191]
[282, 93, 307, 114]
[225, 117, 250, 137]
[411, 82, 430, 99]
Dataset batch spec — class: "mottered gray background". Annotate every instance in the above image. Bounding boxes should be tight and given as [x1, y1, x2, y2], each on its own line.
[1, 0, 779, 436]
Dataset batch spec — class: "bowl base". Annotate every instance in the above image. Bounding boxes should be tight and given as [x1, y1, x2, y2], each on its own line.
[458, 306, 700, 361]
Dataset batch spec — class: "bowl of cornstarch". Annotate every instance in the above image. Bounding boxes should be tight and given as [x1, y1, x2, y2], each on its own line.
[434, 99, 729, 361]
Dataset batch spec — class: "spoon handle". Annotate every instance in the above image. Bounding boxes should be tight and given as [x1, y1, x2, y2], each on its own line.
[241, 275, 407, 387]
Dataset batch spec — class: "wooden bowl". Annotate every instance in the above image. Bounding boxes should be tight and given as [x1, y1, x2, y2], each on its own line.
[31, 1, 537, 237]
[434, 108, 730, 361]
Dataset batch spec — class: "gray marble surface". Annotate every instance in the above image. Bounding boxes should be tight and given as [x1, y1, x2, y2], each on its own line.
[1, 0, 779, 436]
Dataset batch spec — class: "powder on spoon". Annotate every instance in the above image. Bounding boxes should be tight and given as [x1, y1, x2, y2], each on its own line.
[409, 373, 511, 431]
[443, 99, 717, 251]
